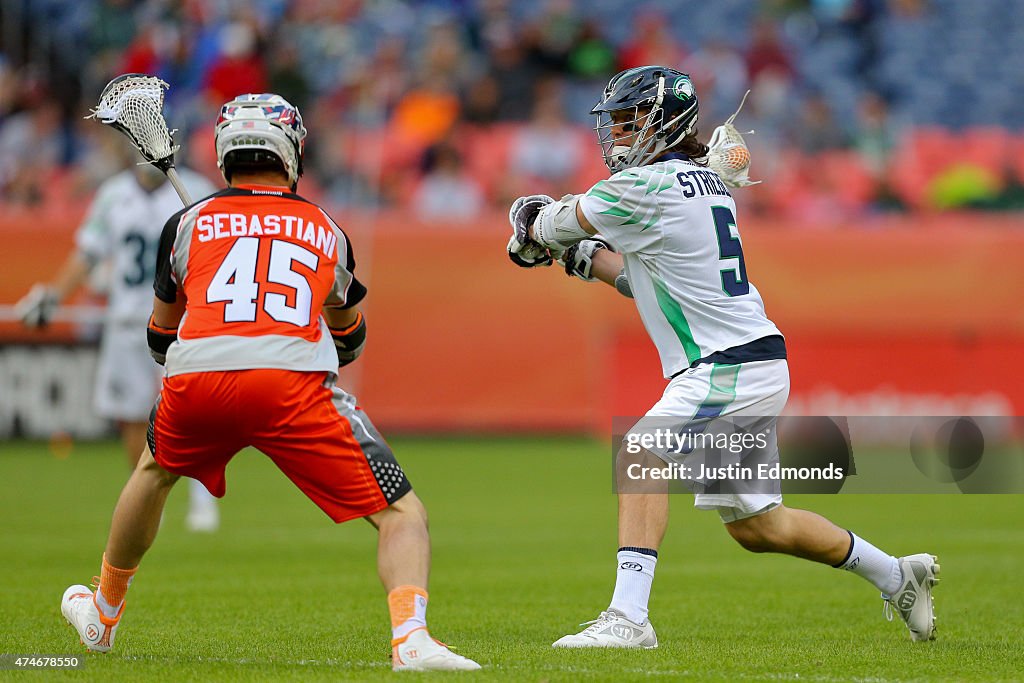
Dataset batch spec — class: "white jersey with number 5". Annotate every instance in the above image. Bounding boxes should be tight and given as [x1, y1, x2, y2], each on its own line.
[75, 168, 217, 325]
[578, 157, 781, 378]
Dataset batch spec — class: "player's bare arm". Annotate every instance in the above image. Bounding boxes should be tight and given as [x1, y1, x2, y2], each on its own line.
[152, 294, 186, 329]
[324, 304, 360, 330]
[586, 247, 623, 286]
[45, 252, 94, 304]
[15, 251, 94, 327]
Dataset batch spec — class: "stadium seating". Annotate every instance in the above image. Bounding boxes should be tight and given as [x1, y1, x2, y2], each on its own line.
[3, 0, 1024, 217]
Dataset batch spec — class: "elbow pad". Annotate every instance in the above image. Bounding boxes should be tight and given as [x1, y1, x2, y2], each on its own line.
[147, 316, 178, 365]
[532, 194, 590, 250]
[329, 312, 366, 367]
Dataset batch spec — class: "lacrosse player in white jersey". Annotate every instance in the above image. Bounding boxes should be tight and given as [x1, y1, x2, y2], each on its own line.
[17, 154, 221, 532]
[507, 66, 939, 647]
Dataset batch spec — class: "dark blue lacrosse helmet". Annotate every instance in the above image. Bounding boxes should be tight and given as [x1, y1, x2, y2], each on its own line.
[591, 65, 699, 172]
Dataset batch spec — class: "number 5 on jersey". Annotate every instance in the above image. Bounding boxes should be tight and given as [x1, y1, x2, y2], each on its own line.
[711, 205, 749, 297]
[207, 237, 319, 326]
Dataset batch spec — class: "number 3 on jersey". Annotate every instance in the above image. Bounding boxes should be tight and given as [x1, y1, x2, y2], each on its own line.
[711, 205, 749, 297]
[207, 237, 319, 326]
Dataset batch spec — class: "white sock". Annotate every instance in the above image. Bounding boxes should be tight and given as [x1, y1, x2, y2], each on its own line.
[95, 581, 131, 620]
[835, 531, 902, 595]
[609, 547, 657, 625]
[189, 478, 217, 511]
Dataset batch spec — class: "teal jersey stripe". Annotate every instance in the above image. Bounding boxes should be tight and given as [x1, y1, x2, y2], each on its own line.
[679, 363, 741, 440]
[588, 185, 618, 203]
[707, 363, 740, 406]
[600, 204, 634, 219]
[652, 275, 701, 364]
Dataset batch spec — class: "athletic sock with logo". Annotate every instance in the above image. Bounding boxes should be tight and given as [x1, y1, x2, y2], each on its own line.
[834, 531, 902, 595]
[95, 554, 136, 621]
[388, 585, 429, 641]
[609, 547, 658, 625]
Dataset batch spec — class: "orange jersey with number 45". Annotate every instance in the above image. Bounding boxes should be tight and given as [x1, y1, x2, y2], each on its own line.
[154, 184, 365, 377]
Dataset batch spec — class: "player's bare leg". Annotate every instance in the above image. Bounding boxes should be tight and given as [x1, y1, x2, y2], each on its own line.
[61, 446, 179, 652]
[366, 491, 430, 591]
[618, 492, 669, 550]
[726, 504, 939, 641]
[724, 504, 849, 563]
[105, 446, 180, 568]
[366, 492, 480, 671]
[117, 421, 218, 531]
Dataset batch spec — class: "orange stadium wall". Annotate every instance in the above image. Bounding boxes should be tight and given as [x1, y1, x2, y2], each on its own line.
[1, 211, 1022, 435]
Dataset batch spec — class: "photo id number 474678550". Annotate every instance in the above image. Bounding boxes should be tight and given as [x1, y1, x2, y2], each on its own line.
[0, 655, 84, 670]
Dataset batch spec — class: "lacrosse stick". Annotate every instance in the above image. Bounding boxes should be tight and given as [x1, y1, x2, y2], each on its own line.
[87, 73, 193, 205]
[0, 302, 106, 324]
[707, 89, 761, 187]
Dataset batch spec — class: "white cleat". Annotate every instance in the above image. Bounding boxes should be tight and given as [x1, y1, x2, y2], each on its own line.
[552, 608, 658, 649]
[883, 553, 940, 642]
[185, 502, 220, 533]
[186, 480, 220, 532]
[392, 628, 481, 671]
[61, 584, 121, 653]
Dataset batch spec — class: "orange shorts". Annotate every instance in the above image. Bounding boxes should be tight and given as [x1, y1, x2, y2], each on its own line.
[148, 369, 411, 523]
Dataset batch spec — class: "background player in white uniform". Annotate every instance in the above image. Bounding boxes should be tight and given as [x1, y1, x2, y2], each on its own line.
[17, 153, 221, 532]
[507, 66, 939, 647]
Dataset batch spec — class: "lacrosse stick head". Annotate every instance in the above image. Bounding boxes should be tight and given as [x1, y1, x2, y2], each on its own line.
[706, 90, 760, 187]
[88, 74, 178, 172]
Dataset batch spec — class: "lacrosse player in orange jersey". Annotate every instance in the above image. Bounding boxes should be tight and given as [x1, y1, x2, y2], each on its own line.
[59, 93, 479, 671]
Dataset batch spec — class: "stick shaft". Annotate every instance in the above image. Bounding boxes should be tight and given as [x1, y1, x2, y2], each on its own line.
[165, 166, 193, 206]
[0, 304, 106, 324]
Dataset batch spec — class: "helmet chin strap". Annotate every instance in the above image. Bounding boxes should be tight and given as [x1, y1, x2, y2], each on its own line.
[638, 138, 669, 167]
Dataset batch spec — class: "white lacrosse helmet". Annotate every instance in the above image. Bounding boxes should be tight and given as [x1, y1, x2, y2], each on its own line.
[215, 93, 306, 187]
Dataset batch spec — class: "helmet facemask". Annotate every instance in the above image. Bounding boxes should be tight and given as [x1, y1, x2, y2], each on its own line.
[595, 105, 663, 174]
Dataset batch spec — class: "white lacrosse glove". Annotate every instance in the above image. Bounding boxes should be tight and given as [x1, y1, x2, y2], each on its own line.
[707, 90, 761, 188]
[558, 238, 612, 282]
[507, 194, 555, 268]
[507, 235, 554, 268]
[15, 284, 59, 328]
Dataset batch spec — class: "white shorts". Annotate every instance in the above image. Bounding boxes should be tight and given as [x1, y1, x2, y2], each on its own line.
[639, 359, 790, 523]
[94, 321, 163, 422]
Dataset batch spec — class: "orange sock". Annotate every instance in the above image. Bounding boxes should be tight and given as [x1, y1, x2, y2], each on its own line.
[95, 554, 137, 622]
[387, 585, 428, 640]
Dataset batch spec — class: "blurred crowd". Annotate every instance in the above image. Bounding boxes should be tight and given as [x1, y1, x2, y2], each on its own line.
[2, 0, 1024, 222]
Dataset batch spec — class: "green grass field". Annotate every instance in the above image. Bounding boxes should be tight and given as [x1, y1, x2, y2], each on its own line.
[1, 437, 1022, 681]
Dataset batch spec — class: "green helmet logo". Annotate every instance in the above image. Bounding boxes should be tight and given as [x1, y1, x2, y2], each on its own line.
[672, 76, 694, 101]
